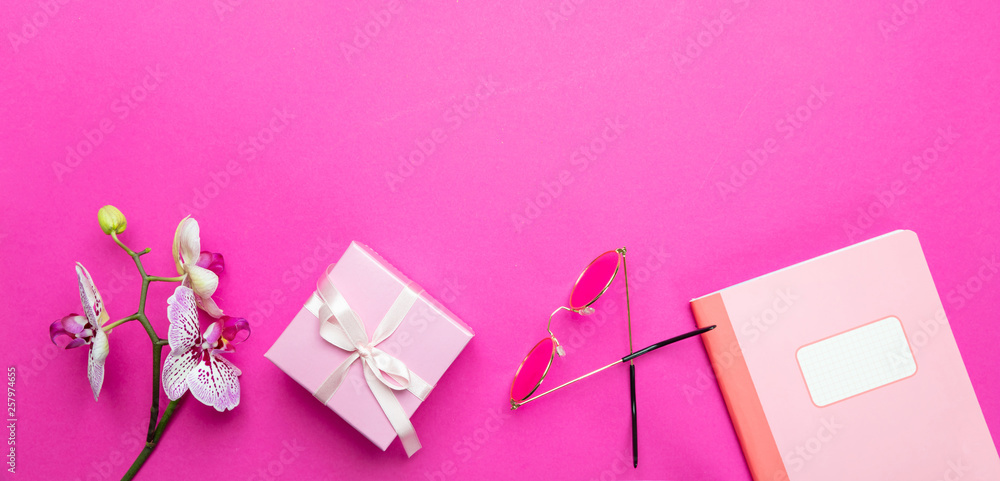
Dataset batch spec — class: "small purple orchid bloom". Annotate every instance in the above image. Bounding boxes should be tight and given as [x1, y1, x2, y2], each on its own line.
[161, 285, 249, 411]
[49, 263, 111, 401]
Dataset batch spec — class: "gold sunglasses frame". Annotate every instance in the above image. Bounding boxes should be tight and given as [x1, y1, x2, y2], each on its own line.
[509, 247, 634, 409]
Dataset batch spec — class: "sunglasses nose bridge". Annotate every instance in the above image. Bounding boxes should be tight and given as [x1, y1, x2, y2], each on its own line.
[551, 335, 566, 357]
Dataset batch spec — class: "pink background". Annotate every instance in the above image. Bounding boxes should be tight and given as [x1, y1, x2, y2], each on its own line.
[1, 0, 997, 480]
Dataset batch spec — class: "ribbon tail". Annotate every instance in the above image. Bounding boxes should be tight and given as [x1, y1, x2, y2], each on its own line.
[364, 364, 422, 457]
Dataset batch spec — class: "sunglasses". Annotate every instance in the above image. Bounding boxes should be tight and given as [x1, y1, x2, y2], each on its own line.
[509, 248, 715, 466]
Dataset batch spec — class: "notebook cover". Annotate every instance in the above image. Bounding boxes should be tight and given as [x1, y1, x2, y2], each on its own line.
[690, 230, 1000, 481]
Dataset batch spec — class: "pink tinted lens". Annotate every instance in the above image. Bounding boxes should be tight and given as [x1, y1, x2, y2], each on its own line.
[569, 251, 619, 309]
[511, 337, 555, 402]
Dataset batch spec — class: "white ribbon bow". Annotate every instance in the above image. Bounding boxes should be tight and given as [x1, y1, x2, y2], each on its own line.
[305, 266, 433, 457]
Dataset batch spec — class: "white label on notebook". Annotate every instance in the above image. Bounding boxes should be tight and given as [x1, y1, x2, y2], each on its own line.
[796, 316, 916, 407]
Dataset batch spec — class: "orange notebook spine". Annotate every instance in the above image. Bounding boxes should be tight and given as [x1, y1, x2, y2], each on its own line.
[691, 293, 788, 481]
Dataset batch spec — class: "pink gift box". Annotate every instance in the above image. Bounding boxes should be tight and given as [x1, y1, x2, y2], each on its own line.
[265, 241, 474, 453]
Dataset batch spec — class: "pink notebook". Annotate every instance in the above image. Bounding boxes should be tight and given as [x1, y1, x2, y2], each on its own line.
[691, 230, 1000, 481]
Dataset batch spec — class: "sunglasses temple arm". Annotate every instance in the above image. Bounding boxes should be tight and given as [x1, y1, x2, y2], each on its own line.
[620, 249, 635, 354]
[514, 359, 621, 408]
[622, 325, 717, 362]
[516, 326, 717, 409]
[619, 249, 638, 468]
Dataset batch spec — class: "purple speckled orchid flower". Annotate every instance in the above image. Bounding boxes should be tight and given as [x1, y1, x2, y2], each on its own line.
[161, 285, 249, 411]
[49, 263, 111, 401]
[172, 216, 226, 318]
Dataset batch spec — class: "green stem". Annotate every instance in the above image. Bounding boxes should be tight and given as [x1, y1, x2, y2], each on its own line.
[121, 398, 182, 481]
[110, 231, 184, 478]
[147, 276, 184, 282]
[110, 232, 135, 256]
[127, 257, 163, 443]
[104, 313, 140, 330]
[147, 344, 163, 443]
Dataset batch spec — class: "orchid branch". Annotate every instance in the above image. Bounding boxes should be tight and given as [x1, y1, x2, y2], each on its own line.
[147, 276, 184, 282]
[104, 313, 140, 330]
[53, 206, 247, 481]
[109, 231, 180, 479]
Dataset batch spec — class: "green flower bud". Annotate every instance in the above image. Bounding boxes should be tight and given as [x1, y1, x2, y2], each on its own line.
[97, 205, 127, 235]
